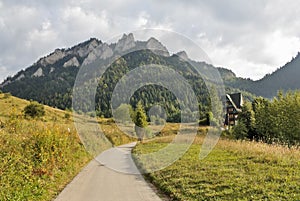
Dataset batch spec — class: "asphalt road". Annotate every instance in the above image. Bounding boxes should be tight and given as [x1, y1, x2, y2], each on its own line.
[54, 142, 163, 201]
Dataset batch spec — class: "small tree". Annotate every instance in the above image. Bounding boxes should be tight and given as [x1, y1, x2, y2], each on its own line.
[232, 121, 248, 140]
[114, 104, 133, 123]
[24, 101, 45, 118]
[133, 102, 147, 141]
[239, 102, 256, 139]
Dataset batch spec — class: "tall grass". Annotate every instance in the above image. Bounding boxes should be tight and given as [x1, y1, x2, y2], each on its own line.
[134, 133, 300, 200]
[0, 94, 91, 200]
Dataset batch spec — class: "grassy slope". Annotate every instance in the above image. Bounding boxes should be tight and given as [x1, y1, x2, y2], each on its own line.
[134, 134, 300, 200]
[0, 93, 137, 200]
[0, 93, 91, 200]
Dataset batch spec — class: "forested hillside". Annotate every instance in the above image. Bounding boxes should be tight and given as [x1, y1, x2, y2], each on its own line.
[2, 34, 300, 113]
[223, 53, 300, 98]
[0, 34, 253, 122]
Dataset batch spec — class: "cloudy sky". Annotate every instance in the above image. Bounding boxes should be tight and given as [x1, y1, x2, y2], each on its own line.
[0, 0, 300, 82]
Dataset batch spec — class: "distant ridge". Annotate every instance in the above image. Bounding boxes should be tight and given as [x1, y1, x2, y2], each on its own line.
[222, 52, 300, 98]
[1, 33, 299, 115]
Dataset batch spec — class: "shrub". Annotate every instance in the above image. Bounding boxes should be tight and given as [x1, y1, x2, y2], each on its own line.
[114, 104, 133, 123]
[87, 111, 96, 118]
[23, 101, 45, 118]
[232, 121, 248, 140]
[3, 93, 11, 99]
[64, 113, 71, 119]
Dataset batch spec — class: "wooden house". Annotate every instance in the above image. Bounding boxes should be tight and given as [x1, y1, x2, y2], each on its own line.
[224, 93, 243, 127]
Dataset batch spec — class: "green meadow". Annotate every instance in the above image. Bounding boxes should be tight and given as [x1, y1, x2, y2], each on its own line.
[134, 134, 300, 200]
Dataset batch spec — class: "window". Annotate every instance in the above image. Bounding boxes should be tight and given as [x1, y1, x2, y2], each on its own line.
[228, 108, 234, 112]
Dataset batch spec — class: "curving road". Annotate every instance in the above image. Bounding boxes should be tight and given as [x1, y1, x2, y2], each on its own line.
[54, 142, 163, 201]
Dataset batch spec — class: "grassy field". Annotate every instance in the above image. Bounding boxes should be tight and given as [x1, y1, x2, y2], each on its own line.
[133, 133, 300, 200]
[0, 93, 139, 200]
[3, 92, 300, 200]
[0, 93, 93, 200]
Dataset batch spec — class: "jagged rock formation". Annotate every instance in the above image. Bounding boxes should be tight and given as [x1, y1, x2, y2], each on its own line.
[146, 37, 169, 57]
[32, 68, 43, 77]
[63, 57, 80, 68]
[175, 51, 189, 61]
[2, 31, 298, 113]
[0, 34, 173, 88]
[114, 33, 136, 53]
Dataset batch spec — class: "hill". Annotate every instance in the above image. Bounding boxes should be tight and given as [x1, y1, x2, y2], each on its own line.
[1, 34, 300, 107]
[0, 92, 91, 200]
[0, 34, 255, 121]
[0, 92, 138, 200]
[254, 53, 300, 97]
[221, 53, 300, 98]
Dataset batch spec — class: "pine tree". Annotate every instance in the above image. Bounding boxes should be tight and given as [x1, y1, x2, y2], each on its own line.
[133, 101, 147, 141]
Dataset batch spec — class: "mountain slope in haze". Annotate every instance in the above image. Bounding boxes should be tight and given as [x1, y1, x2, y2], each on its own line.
[254, 53, 300, 97]
[222, 53, 300, 98]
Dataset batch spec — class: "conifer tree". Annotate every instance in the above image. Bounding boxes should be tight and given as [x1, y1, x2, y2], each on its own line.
[133, 101, 147, 141]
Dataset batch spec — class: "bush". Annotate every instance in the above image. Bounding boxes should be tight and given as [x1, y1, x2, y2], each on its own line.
[114, 104, 133, 123]
[64, 113, 71, 119]
[3, 93, 11, 99]
[232, 121, 248, 140]
[87, 112, 96, 118]
[23, 101, 45, 118]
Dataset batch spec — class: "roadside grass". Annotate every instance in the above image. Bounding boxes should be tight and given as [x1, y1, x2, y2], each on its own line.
[0, 94, 91, 200]
[99, 118, 136, 146]
[133, 133, 300, 200]
[0, 93, 140, 200]
[4, 92, 299, 200]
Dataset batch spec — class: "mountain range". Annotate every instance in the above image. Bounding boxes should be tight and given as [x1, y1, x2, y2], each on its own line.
[1, 33, 300, 117]
[219, 52, 300, 98]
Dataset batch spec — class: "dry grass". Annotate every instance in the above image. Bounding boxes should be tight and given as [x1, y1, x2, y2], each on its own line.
[134, 125, 300, 200]
[0, 93, 91, 200]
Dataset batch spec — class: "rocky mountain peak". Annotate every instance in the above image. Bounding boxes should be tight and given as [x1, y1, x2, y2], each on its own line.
[114, 33, 136, 53]
[39, 49, 66, 66]
[76, 38, 102, 57]
[146, 37, 169, 57]
[175, 51, 189, 61]
[82, 42, 113, 66]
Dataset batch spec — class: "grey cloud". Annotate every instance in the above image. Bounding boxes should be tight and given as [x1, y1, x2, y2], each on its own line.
[0, 0, 300, 81]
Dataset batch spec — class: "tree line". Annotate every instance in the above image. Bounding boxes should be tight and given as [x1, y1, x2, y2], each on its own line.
[230, 91, 300, 146]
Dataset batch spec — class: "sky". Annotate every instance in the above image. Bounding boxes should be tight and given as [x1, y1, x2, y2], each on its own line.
[0, 0, 300, 82]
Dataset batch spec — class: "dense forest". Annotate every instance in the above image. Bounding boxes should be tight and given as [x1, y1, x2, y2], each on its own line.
[73, 49, 215, 122]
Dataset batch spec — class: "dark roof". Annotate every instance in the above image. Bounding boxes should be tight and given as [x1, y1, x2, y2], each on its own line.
[226, 93, 243, 109]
